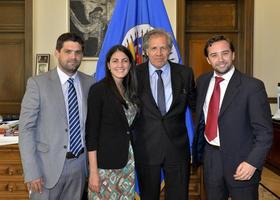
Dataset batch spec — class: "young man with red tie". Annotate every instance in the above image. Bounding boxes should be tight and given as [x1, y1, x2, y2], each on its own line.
[192, 35, 273, 200]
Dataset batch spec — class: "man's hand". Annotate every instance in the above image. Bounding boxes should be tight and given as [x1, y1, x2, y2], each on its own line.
[234, 161, 256, 181]
[27, 178, 44, 193]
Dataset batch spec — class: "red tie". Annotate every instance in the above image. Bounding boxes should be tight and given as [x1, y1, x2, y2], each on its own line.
[205, 76, 224, 141]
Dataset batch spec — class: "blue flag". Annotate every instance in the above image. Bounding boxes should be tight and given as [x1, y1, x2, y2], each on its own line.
[95, 0, 182, 80]
[95, 0, 194, 198]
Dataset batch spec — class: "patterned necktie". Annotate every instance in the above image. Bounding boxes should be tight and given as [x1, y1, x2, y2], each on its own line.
[156, 70, 166, 115]
[67, 78, 82, 156]
[205, 76, 224, 141]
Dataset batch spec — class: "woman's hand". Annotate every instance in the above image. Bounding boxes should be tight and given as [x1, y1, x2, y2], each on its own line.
[88, 171, 100, 193]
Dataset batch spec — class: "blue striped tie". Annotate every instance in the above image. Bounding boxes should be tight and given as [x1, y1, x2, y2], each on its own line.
[67, 78, 82, 156]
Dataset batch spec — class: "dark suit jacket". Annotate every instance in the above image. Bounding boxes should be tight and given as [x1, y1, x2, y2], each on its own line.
[133, 61, 196, 165]
[86, 79, 136, 169]
[192, 69, 273, 186]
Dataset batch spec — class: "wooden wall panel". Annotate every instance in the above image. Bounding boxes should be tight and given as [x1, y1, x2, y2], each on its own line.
[188, 39, 212, 79]
[0, 1, 24, 32]
[0, 0, 32, 115]
[177, 0, 253, 78]
[0, 37, 24, 113]
[186, 1, 237, 30]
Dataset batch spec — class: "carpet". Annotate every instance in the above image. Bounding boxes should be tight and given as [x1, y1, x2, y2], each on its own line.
[259, 183, 280, 200]
[227, 183, 279, 200]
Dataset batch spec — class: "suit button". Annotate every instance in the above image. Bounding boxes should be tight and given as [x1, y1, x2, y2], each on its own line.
[63, 145, 67, 149]
[65, 128, 68, 132]
[126, 131, 130, 135]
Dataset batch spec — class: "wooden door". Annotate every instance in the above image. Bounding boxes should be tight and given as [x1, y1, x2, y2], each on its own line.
[177, 0, 254, 79]
[0, 0, 32, 115]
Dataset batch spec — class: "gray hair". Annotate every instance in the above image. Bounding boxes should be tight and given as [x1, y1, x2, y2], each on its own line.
[142, 29, 173, 52]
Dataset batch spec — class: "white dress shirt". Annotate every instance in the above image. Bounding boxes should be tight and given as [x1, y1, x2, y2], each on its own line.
[57, 67, 85, 151]
[149, 62, 173, 113]
[203, 66, 235, 146]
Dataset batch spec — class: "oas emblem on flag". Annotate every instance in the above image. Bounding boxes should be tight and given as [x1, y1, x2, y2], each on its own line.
[122, 24, 180, 64]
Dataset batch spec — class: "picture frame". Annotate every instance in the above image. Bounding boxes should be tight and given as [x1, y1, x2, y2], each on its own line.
[36, 54, 50, 75]
[69, 0, 115, 60]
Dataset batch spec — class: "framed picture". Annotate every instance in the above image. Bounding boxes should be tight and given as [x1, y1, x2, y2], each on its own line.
[69, 0, 115, 59]
[36, 54, 50, 75]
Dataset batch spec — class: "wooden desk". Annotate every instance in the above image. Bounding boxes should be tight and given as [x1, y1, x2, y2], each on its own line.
[0, 144, 204, 200]
[266, 120, 280, 175]
[0, 144, 28, 200]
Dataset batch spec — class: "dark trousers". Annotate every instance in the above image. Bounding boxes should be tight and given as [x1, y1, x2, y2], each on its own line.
[136, 161, 189, 200]
[203, 143, 259, 200]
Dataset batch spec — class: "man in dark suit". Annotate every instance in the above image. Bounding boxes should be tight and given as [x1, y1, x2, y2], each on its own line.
[19, 33, 94, 199]
[192, 35, 273, 200]
[133, 29, 196, 200]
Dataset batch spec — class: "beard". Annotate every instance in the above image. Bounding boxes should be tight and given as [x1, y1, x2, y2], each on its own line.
[59, 59, 81, 75]
[214, 63, 233, 75]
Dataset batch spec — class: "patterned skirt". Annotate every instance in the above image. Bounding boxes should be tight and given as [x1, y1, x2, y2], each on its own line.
[88, 143, 135, 200]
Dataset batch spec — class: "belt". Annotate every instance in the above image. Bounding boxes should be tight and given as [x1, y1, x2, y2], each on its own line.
[66, 148, 84, 159]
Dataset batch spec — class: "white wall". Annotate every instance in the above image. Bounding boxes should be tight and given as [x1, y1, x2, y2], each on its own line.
[163, 0, 176, 35]
[33, 0, 68, 73]
[33, 0, 280, 112]
[33, 0, 177, 76]
[254, 0, 280, 113]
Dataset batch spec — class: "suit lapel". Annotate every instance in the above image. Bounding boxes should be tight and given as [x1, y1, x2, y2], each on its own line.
[77, 72, 88, 122]
[197, 73, 213, 119]
[107, 86, 129, 128]
[169, 64, 181, 109]
[193, 73, 212, 133]
[219, 70, 241, 117]
[49, 69, 68, 123]
[116, 101, 129, 128]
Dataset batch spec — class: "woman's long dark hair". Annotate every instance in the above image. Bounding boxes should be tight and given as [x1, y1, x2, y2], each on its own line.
[105, 45, 139, 108]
